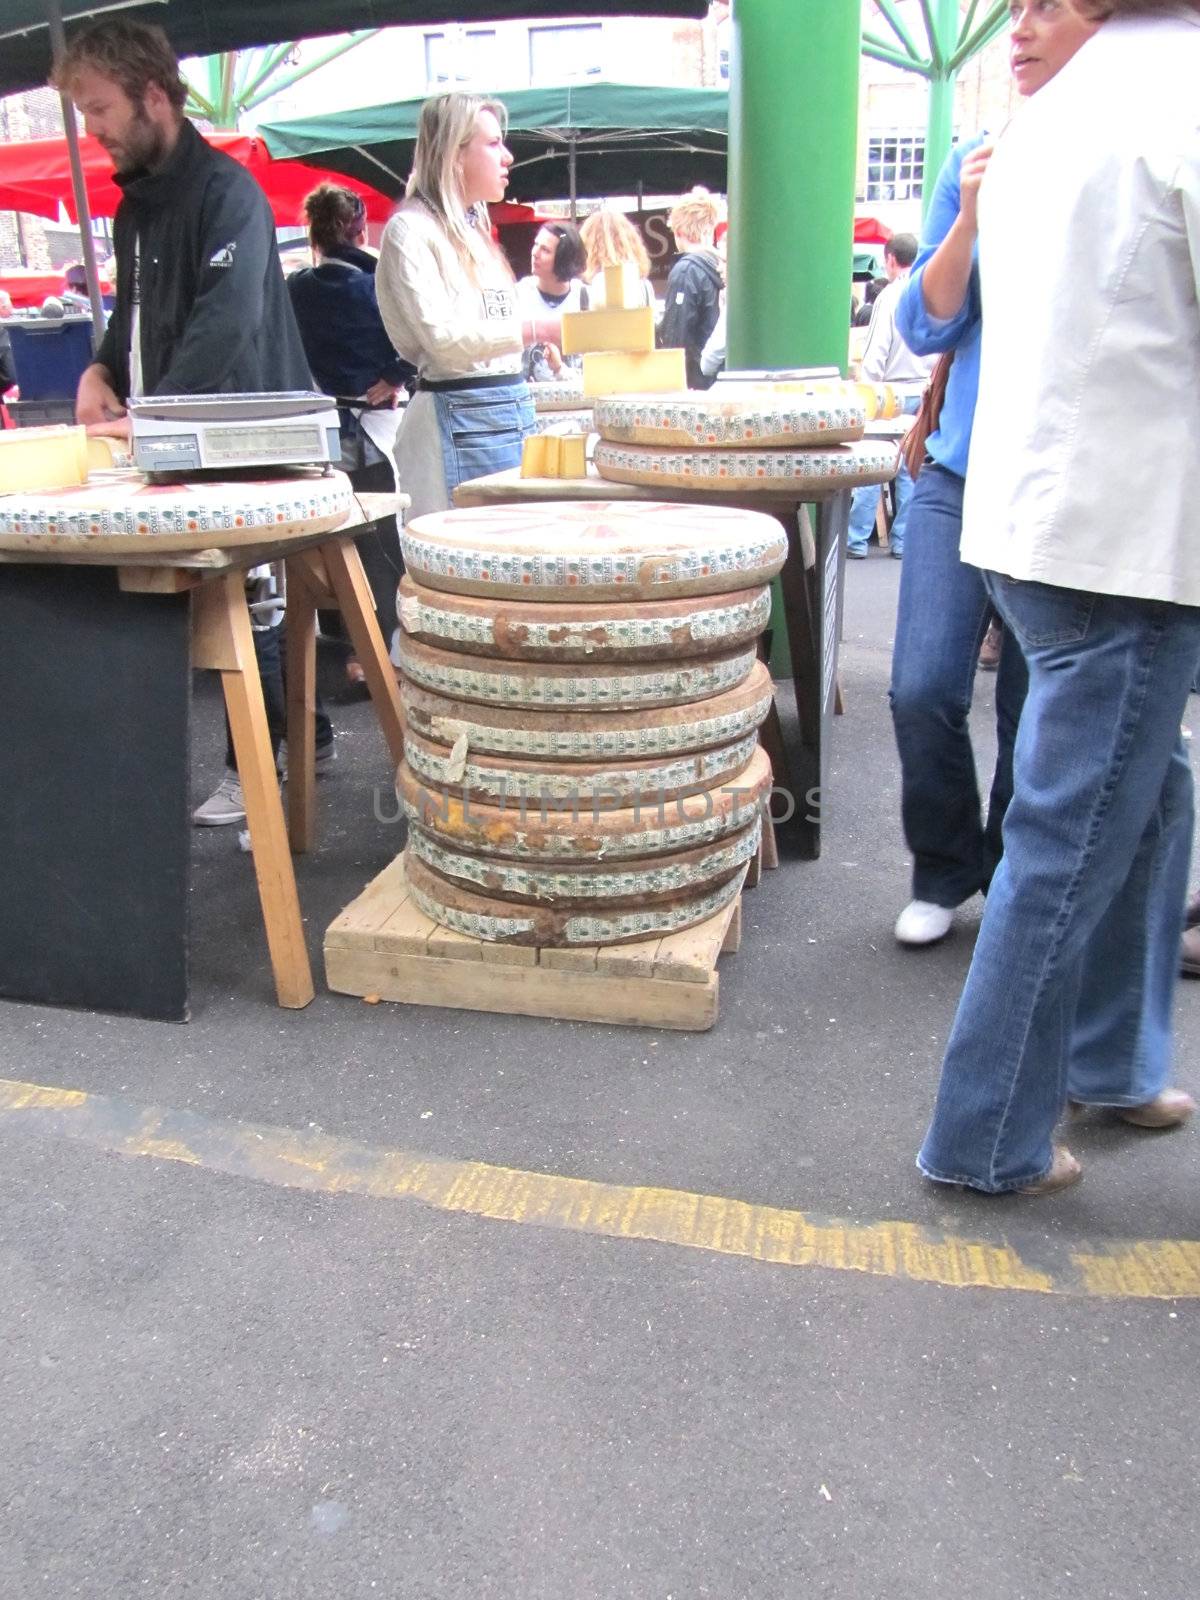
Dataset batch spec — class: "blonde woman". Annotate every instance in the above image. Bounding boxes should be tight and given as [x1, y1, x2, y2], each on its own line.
[376, 93, 560, 517]
[579, 208, 655, 309]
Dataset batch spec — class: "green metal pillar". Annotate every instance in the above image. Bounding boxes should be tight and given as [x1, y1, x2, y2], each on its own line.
[726, 0, 860, 374]
[922, 0, 961, 220]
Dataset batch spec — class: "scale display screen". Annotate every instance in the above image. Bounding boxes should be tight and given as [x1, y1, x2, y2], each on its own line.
[204, 425, 324, 464]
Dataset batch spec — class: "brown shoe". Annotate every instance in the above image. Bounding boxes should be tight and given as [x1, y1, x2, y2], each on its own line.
[978, 620, 1002, 672]
[1181, 926, 1200, 977]
[1117, 1089, 1196, 1129]
[1017, 1144, 1081, 1195]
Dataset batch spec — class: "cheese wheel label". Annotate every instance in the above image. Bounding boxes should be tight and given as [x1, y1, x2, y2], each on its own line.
[592, 439, 898, 493]
[593, 388, 866, 448]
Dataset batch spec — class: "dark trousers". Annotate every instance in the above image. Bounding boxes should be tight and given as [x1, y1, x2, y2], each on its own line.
[223, 619, 332, 772]
[318, 457, 404, 648]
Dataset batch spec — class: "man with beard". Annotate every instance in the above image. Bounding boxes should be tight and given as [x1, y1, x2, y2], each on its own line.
[54, 18, 311, 429]
[54, 20, 329, 829]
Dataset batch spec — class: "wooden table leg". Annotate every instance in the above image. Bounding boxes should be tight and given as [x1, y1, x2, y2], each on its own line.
[193, 573, 315, 1010]
[319, 536, 406, 770]
[283, 556, 319, 855]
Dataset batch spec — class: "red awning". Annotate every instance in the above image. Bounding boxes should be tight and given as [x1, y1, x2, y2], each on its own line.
[853, 216, 894, 245]
[0, 130, 394, 226]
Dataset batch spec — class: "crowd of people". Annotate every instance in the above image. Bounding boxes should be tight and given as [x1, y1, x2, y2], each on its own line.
[44, 0, 1200, 1199]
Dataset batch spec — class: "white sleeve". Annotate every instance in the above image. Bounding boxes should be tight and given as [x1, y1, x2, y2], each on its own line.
[1181, 145, 1200, 318]
[376, 213, 522, 370]
[858, 288, 898, 384]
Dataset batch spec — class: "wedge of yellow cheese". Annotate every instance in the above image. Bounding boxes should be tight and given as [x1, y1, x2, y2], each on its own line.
[520, 435, 550, 478]
[600, 263, 642, 311]
[561, 304, 655, 357]
[0, 424, 88, 494]
[556, 434, 587, 477]
[582, 348, 688, 398]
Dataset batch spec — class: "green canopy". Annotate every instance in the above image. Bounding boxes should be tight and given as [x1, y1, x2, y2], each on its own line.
[0, 1, 707, 98]
[260, 82, 729, 204]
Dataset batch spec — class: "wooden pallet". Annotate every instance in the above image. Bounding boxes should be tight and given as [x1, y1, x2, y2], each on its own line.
[325, 851, 744, 1031]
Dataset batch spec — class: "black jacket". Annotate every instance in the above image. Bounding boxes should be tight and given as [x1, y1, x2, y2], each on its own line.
[659, 248, 724, 390]
[97, 119, 312, 400]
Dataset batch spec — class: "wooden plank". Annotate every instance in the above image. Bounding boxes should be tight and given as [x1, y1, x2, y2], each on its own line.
[425, 923, 484, 962]
[539, 945, 599, 973]
[761, 813, 779, 870]
[325, 856, 410, 949]
[284, 554, 319, 855]
[596, 937, 661, 979]
[324, 946, 719, 1031]
[373, 895, 434, 957]
[721, 898, 742, 955]
[118, 566, 200, 594]
[217, 572, 314, 1009]
[653, 894, 737, 984]
[191, 576, 241, 670]
[744, 837, 763, 890]
[481, 939, 539, 968]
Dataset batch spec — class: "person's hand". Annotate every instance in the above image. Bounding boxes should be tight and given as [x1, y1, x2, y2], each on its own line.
[364, 378, 400, 407]
[85, 416, 131, 440]
[958, 141, 995, 235]
[543, 343, 564, 376]
[75, 363, 126, 427]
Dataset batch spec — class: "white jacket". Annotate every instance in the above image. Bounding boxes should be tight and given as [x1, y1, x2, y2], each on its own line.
[962, 13, 1200, 604]
[375, 201, 522, 382]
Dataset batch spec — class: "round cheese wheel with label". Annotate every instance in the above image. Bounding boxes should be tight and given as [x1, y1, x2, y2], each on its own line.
[398, 658, 773, 763]
[592, 387, 866, 448]
[400, 501, 786, 601]
[408, 814, 759, 909]
[402, 723, 760, 810]
[394, 631, 756, 711]
[395, 741, 772, 862]
[397, 574, 771, 663]
[405, 848, 748, 947]
[593, 438, 898, 494]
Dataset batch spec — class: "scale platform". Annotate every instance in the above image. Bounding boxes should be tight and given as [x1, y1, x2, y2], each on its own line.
[129, 391, 342, 475]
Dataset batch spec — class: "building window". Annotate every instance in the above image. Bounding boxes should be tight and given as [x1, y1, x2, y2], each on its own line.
[859, 130, 925, 204]
[528, 23, 604, 84]
[424, 28, 496, 89]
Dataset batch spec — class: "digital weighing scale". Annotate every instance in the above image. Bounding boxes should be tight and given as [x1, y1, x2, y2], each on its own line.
[128, 391, 342, 475]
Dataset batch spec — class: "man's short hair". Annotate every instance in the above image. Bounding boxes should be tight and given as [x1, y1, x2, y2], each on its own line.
[668, 188, 721, 246]
[884, 233, 918, 269]
[51, 18, 188, 112]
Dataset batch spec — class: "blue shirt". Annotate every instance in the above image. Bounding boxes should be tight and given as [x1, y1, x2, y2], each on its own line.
[895, 134, 987, 480]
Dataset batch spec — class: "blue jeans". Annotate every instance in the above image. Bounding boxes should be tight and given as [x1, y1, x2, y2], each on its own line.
[889, 463, 1028, 906]
[918, 576, 1200, 1193]
[847, 459, 914, 555]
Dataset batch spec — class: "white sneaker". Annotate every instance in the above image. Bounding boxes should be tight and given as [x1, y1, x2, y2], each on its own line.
[192, 773, 246, 826]
[894, 899, 954, 946]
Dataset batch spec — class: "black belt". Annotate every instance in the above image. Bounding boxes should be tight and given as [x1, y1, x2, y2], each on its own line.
[416, 372, 524, 393]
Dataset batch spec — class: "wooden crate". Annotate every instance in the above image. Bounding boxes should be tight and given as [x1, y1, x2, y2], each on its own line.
[325, 851, 743, 1031]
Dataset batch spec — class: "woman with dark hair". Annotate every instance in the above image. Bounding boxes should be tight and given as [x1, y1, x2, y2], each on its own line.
[288, 182, 414, 695]
[516, 222, 587, 382]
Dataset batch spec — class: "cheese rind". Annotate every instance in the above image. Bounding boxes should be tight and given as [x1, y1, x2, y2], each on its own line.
[582, 348, 687, 397]
[561, 304, 655, 356]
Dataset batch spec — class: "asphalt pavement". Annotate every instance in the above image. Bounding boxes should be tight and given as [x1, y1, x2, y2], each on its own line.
[2, 549, 1198, 1599]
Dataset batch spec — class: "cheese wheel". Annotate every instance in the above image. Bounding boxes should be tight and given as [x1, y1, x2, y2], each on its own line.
[402, 723, 760, 810]
[397, 574, 772, 663]
[0, 468, 354, 550]
[408, 815, 759, 909]
[592, 387, 866, 448]
[405, 849, 748, 947]
[400, 501, 786, 601]
[593, 438, 898, 493]
[399, 658, 773, 763]
[394, 631, 756, 711]
[529, 377, 589, 413]
[395, 742, 772, 862]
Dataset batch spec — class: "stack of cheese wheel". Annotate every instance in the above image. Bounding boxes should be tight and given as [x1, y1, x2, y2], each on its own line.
[395, 501, 784, 948]
[527, 375, 593, 439]
[591, 381, 899, 493]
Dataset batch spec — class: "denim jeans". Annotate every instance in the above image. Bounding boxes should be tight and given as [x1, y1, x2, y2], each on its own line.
[918, 576, 1200, 1193]
[889, 463, 1028, 906]
[432, 380, 534, 502]
[847, 458, 914, 556]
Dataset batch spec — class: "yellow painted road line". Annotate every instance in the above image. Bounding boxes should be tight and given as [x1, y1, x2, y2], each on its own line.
[2, 1076, 1198, 1300]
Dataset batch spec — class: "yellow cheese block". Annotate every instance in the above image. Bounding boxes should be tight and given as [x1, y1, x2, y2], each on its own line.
[601, 263, 641, 311]
[561, 304, 655, 357]
[557, 434, 587, 477]
[0, 424, 88, 494]
[582, 347, 688, 397]
[520, 435, 549, 478]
